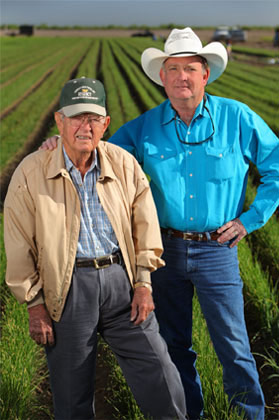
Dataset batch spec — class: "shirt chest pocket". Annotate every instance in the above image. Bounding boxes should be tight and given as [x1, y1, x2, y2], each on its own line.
[143, 144, 178, 179]
[204, 147, 235, 182]
[144, 144, 177, 161]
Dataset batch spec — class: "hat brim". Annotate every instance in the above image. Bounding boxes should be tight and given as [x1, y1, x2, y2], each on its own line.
[141, 42, 228, 86]
[61, 103, 106, 117]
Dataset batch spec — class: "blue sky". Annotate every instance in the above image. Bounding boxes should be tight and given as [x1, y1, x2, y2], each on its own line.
[1, 0, 278, 27]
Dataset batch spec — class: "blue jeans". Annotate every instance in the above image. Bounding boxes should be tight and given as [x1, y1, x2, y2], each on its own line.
[151, 234, 265, 420]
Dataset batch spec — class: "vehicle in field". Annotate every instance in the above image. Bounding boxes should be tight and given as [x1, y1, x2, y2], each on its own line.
[131, 30, 155, 39]
[212, 26, 247, 42]
[212, 26, 231, 42]
[230, 27, 247, 42]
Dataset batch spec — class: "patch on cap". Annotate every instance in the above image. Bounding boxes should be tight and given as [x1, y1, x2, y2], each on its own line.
[59, 77, 107, 117]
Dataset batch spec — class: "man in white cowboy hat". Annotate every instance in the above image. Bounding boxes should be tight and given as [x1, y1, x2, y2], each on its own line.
[109, 28, 279, 420]
[40, 29, 279, 420]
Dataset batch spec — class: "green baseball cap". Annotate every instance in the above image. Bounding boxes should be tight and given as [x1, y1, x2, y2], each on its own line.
[59, 77, 106, 117]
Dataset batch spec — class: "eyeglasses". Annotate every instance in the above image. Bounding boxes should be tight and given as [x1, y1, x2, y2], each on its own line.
[65, 114, 105, 128]
[174, 100, 215, 146]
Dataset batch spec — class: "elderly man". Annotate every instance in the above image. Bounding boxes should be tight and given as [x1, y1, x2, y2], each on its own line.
[41, 29, 279, 420]
[4, 78, 187, 420]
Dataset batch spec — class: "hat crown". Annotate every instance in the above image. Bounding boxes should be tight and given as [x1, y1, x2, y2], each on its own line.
[164, 27, 202, 55]
[59, 77, 107, 117]
[60, 77, 105, 108]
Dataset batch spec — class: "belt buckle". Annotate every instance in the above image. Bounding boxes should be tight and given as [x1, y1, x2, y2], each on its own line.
[94, 255, 113, 270]
[182, 232, 192, 240]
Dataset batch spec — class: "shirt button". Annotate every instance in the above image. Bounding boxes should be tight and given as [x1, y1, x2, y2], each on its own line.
[189, 173, 193, 177]
[190, 217, 194, 221]
[219, 153, 223, 157]
[189, 151, 192, 155]
[190, 195, 194, 198]
[160, 155, 164, 159]
[187, 131, 191, 135]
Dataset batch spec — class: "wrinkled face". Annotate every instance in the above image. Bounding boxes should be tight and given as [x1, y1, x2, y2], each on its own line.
[55, 112, 110, 160]
[159, 56, 210, 104]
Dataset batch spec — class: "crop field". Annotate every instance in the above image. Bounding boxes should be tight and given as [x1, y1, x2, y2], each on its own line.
[0, 33, 279, 420]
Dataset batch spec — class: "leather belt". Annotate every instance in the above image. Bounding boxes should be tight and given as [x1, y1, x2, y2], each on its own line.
[76, 252, 121, 269]
[160, 227, 220, 241]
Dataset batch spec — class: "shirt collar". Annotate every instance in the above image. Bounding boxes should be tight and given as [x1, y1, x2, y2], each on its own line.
[162, 96, 210, 125]
[62, 145, 99, 174]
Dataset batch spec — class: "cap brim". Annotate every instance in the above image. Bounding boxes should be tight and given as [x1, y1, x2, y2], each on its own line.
[141, 43, 228, 86]
[61, 103, 106, 117]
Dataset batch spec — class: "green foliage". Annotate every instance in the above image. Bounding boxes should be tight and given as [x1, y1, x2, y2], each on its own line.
[0, 213, 6, 287]
[0, 38, 92, 173]
[232, 45, 279, 57]
[1, 35, 278, 419]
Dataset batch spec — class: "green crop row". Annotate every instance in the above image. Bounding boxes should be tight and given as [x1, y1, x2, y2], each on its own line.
[114, 39, 166, 104]
[109, 40, 158, 111]
[0, 214, 50, 419]
[1, 42, 85, 114]
[1, 37, 65, 71]
[232, 45, 279, 58]
[228, 60, 279, 83]
[1, 36, 278, 419]
[100, 40, 134, 135]
[0, 38, 79, 85]
[214, 72, 278, 113]
[226, 64, 278, 105]
[0, 38, 92, 174]
[206, 82, 278, 134]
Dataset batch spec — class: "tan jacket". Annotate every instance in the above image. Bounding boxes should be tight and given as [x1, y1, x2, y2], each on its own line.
[4, 139, 164, 321]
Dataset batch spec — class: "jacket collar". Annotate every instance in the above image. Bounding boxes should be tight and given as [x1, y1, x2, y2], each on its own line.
[45, 137, 116, 181]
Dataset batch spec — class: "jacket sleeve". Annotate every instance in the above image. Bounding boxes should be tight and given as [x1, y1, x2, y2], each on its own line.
[4, 167, 44, 306]
[131, 157, 165, 272]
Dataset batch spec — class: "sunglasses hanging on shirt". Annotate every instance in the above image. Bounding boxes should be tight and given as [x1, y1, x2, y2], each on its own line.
[174, 95, 215, 145]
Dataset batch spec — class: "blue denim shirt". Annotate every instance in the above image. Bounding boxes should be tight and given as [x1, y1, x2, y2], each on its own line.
[110, 94, 279, 234]
[63, 147, 118, 258]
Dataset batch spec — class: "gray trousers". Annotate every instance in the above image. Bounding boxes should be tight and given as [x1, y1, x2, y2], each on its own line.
[46, 261, 186, 420]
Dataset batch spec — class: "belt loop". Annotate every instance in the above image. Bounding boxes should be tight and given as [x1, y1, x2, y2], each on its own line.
[167, 228, 173, 239]
[205, 232, 211, 241]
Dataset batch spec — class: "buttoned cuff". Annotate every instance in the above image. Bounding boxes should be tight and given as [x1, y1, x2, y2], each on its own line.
[136, 266, 151, 284]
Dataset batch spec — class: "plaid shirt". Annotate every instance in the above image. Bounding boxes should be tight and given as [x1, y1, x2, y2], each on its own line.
[63, 147, 119, 258]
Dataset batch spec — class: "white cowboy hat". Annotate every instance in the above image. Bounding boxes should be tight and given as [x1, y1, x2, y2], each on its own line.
[141, 27, 228, 86]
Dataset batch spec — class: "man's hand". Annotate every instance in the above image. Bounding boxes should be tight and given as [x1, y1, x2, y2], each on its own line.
[39, 135, 59, 151]
[130, 287, 155, 325]
[28, 304, 55, 346]
[217, 218, 247, 248]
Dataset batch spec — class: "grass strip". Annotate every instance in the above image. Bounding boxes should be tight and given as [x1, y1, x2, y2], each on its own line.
[1, 43, 81, 113]
[0, 38, 92, 174]
[0, 214, 50, 419]
[0, 290, 51, 420]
